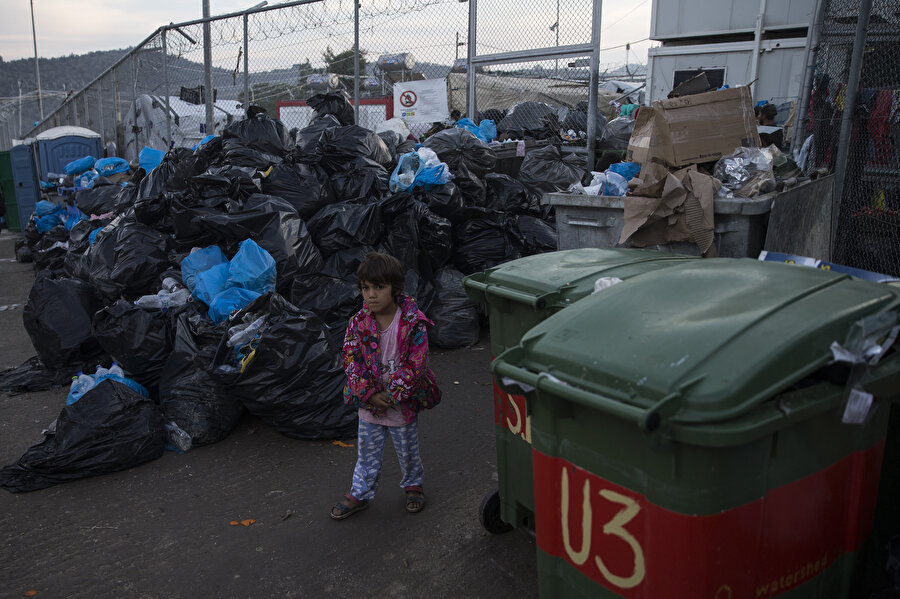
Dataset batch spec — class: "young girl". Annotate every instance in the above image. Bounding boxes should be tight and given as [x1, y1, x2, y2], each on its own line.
[330, 252, 441, 520]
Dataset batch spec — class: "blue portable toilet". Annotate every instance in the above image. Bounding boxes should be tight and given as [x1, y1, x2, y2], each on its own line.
[9, 143, 41, 231]
[34, 126, 102, 180]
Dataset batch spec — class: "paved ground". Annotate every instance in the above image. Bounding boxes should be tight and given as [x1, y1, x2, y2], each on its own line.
[0, 229, 538, 599]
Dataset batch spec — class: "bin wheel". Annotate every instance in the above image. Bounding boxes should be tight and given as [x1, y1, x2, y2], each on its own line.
[479, 489, 513, 534]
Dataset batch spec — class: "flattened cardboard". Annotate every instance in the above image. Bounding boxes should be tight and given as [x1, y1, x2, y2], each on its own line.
[627, 86, 761, 168]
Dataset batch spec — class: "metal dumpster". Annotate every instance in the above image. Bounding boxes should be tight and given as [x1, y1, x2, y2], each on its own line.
[462, 248, 699, 533]
[493, 258, 900, 597]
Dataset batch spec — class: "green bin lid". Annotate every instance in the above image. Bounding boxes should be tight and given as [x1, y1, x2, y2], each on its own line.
[501, 258, 900, 424]
[462, 248, 697, 310]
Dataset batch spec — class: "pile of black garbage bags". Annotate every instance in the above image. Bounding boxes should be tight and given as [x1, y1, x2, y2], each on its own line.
[1, 93, 579, 493]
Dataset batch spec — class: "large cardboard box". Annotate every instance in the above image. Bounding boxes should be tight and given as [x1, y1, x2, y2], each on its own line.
[627, 86, 761, 167]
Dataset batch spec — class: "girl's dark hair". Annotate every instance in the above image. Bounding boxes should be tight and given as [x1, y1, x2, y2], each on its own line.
[357, 252, 405, 298]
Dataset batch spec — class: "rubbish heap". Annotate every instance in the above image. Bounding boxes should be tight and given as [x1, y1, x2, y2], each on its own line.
[0, 92, 566, 493]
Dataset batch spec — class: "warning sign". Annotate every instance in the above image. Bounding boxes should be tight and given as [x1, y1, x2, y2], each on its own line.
[393, 78, 449, 123]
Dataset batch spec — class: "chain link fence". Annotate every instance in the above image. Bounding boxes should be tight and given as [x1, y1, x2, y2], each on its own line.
[803, 0, 900, 276]
[5, 0, 646, 163]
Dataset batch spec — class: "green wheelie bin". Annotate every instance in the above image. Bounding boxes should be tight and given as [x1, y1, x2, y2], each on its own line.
[492, 258, 900, 598]
[461, 248, 699, 533]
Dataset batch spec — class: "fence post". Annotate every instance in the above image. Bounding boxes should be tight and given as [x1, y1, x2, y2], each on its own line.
[791, 0, 827, 152]
[586, 0, 603, 171]
[831, 0, 872, 256]
[131, 52, 139, 161]
[354, 0, 360, 123]
[98, 82, 105, 144]
[243, 13, 250, 114]
[203, 0, 215, 135]
[466, 0, 477, 119]
[162, 27, 173, 151]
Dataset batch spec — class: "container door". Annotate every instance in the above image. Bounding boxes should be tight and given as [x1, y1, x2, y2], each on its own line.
[38, 136, 103, 179]
[10, 145, 40, 230]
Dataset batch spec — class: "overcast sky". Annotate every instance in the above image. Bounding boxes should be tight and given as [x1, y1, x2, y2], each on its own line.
[0, 0, 652, 67]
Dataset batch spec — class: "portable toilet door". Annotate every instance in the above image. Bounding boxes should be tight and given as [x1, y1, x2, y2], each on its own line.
[34, 126, 102, 179]
[9, 144, 41, 231]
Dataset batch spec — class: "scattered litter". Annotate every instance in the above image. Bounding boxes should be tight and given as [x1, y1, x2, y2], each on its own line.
[332, 440, 354, 448]
[281, 510, 293, 521]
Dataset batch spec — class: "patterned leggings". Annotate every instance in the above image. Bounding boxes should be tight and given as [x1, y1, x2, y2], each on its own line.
[349, 418, 424, 501]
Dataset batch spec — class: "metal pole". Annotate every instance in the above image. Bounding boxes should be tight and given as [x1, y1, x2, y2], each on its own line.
[30, 0, 43, 119]
[18, 80, 22, 138]
[131, 53, 139, 161]
[586, 0, 602, 171]
[98, 83, 105, 142]
[749, 0, 767, 98]
[466, 0, 477, 119]
[162, 28, 173, 150]
[831, 0, 872, 257]
[791, 0, 826, 152]
[555, 0, 560, 78]
[84, 93, 89, 128]
[354, 0, 360, 123]
[203, 0, 215, 135]
[244, 13, 250, 114]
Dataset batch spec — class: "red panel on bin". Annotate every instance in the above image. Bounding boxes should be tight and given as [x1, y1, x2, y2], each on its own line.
[532, 442, 884, 597]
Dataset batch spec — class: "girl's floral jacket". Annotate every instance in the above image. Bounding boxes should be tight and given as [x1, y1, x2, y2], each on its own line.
[342, 294, 442, 424]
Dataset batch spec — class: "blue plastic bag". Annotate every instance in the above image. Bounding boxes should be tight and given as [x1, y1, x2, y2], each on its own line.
[194, 263, 230, 306]
[608, 161, 641, 181]
[139, 147, 166, 173]
[35, 200, 60, 218]
[226, 239, 276, 294]
[94, 157, 130, 177]
[181, 246, 229, 293]
[208, 287, 263, 324]
[63, 155, 96, 176]
[455, 118, 487, 142]
[478, 119, 497, 142]
[76, 169, 99, 189]
[389, 152, 424, 193]
[193, 135, 217, 150]
[604, 170, 629, 196]
[64, 205, 86, 230]
[36, 213, 62, 234]
[67, 372, 148, 405]
[88, 227, 102, 245]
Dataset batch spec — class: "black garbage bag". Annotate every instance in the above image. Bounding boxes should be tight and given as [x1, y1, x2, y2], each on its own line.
[477, 108, 507, 124]
[423, 128, 497, 177]
[377, 130, 402, 167]
[427, 267, 481, 348]
[159, 310, 243, 446]
[306, 201, 383, 254]
[332, 157, 391, 204]
[32, 225, 70, 273]
[15, 237, 34, 263]
[404, 269, 437, 316]
[561, 104, 608, 141]
[210, 293, 357, 439]
[169, 193, 229, 249]
[517, 144, 586, 197]
[23, 272, 105, 370]
[221, 137, 283, 169]
[201, 194, 324, 292]
[0, 356, 95, 395]
[74, 182, 120, 217]
[319, 125, 392, 174]
[23, 215, 41, 248]
[320, 245, 375, 279]
[204, 165, 260, 202]
[138, 148, 200, 200]
[92, 300, 178, 392]
[380, 206, 420, 271]
[378, 193, 452, 272]
[291, 273, 362, 325]
[498, 102, 561, 140]
[223, 113, 292, 156]
[514, 215, 557, 255]
[294, 114, 341, 161]
[412, 182, 464, 222]
[448, 165, 486, 209]
[452, 208, 521, 275]
[307, 92, 355, 126]
[92, 221, 173, 301]
[0, 379, 165, 493]
[598, 116, 635, 151]
[259, 161, 334, 220]
[114, 182, 140, 213]
[484, 173, 539, 214]
[133, 191, 174, 230]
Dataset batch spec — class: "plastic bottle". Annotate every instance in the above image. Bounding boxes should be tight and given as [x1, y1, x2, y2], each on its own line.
[109, 362, 125, 379]
[165, 422, 193, 453]
[227, 315, 267, 347]
[69, 371, 95, 396]
[161, 277, 184, 293]
[95, 364, 110, 378]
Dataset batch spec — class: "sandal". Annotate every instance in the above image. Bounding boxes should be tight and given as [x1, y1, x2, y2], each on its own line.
[330, 495, 369, 520]
[405, 490, 426, 514]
